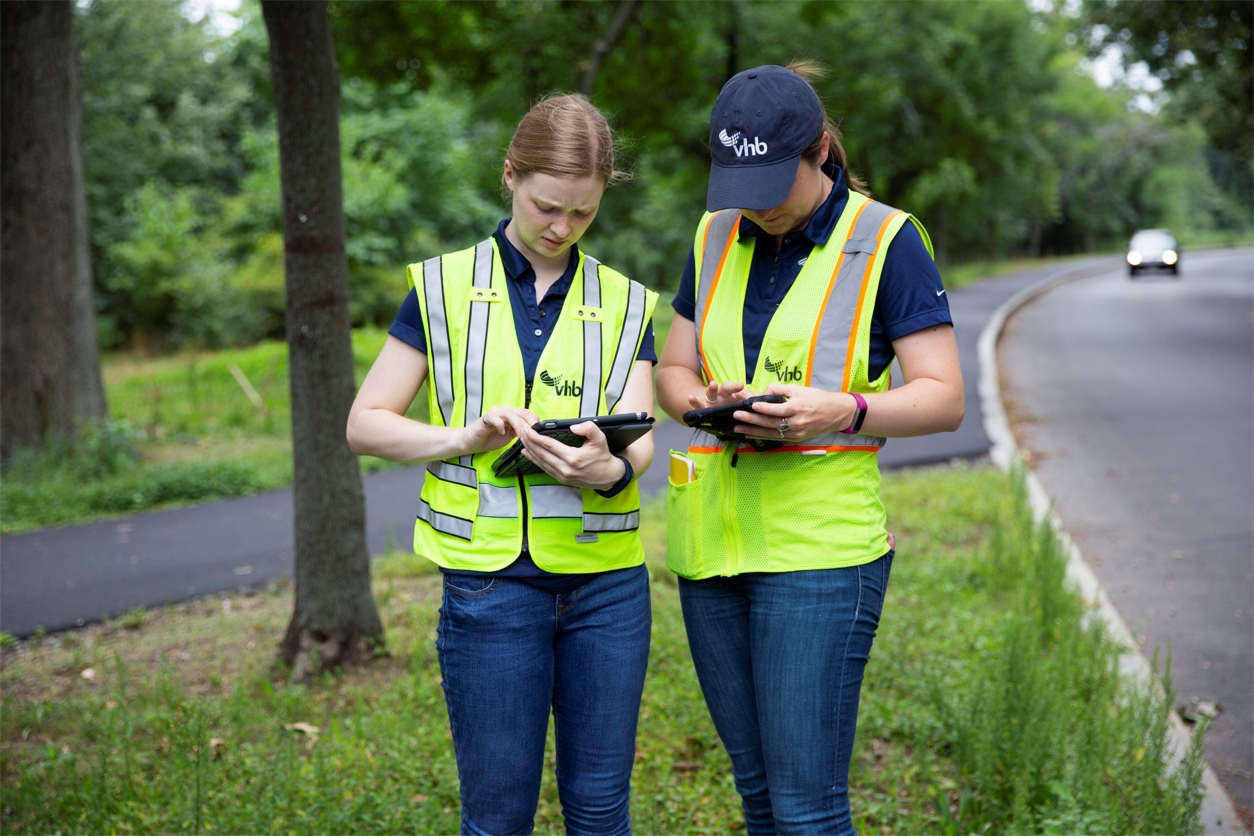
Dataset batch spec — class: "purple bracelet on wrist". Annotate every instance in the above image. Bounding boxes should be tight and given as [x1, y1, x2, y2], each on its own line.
[840, 392, 868, 435]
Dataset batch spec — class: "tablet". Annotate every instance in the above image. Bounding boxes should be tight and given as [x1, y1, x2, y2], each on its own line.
[681, 395, 785, 441]
[491, 413, 655, 478]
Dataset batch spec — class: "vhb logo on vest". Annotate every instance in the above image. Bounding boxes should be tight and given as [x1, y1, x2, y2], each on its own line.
[718, 128, 769, 159]
[763, 356, 802, 382]
[540, 370, 582, 398]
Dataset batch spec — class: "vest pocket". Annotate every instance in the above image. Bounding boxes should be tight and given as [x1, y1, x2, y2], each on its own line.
[418, 471, 480, 542]
[666, 453, 728, 579]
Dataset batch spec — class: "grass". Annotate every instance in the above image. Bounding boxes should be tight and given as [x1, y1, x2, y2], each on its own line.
[0, 464, 1205, 834]
[0, 329, 421, 533]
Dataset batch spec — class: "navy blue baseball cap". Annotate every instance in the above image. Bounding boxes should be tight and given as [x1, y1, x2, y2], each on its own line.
[707, 65, 825, 212]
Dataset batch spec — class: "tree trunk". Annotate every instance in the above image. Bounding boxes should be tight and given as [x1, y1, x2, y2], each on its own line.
[576, 0, 640, 96]
[261, 0, 383, 679]
[0, 1, 107, 463]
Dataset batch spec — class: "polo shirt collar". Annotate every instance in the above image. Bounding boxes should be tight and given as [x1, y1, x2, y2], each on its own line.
[492, 218, 580, 295]
[737, 163, 850, 248]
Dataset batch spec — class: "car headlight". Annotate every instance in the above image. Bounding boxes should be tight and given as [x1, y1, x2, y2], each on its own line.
[1163, 249, 1178, 265]
[1127, 251, 1142, 266]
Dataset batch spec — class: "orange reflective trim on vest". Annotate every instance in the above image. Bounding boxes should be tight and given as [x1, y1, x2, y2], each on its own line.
[739, 443, 882, 454]
[842, 209, 903, 392]
[697, 215, 743, 383]
[806, 199, 872, 386]
[687, 445, 724, 455]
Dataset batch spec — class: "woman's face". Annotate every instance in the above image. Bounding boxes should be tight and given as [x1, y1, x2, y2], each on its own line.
[739, 134, 830, 236]
[740, 158, 824, 236]
[504, 162, 605, 261]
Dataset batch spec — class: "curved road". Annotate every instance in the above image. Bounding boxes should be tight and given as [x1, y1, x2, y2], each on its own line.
[999, 247, 1254, 816]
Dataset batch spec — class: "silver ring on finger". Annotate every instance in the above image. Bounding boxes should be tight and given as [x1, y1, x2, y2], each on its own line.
[777, 417, 790, 438]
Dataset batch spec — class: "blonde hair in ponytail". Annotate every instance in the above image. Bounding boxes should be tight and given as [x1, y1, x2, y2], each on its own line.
[785, 59, 869, 196]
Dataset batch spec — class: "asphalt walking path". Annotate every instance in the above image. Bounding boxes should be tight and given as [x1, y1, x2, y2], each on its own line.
[0, 256, 1114, 638]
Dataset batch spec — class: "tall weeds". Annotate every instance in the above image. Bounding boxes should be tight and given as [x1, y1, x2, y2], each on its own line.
[937, 472, 1206, 834]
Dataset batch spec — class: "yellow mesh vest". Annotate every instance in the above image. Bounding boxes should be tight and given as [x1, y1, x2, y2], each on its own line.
[667, 196, 932, 579]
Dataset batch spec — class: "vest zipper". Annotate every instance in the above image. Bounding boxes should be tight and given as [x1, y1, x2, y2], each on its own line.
[520, 380, 534, 553]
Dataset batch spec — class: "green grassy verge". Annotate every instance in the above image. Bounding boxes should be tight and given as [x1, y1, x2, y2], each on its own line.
[0, 329, 420, 533]
[0, 465, 1204, 834]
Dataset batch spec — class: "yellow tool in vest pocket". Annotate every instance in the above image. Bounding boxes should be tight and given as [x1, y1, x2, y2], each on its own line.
[669, 451, 696, 485]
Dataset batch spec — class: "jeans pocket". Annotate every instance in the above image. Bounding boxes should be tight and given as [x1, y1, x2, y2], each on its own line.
[443, 574, 499, 598]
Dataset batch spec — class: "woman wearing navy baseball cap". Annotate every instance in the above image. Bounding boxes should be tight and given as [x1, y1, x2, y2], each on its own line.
[657, 61, 964, 834]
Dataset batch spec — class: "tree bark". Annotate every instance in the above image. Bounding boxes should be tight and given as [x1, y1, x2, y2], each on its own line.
[576, 0, 640, 96]
[261, 0, 383, 678]
[1, 1, 108, 463]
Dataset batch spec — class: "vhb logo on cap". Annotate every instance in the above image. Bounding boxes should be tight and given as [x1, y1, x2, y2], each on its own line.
[718, 128, 769, 158]
[706, 65, 825, 211]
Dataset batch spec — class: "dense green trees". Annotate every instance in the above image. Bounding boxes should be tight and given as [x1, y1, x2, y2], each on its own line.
[1084, 0, 1252, 209]
[74, 0, 1248, 352]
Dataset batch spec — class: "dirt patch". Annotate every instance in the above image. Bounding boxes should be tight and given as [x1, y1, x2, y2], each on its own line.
[0, 565, 441, 710]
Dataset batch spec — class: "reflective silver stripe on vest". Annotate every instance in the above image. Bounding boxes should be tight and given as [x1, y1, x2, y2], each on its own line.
[807, 200, 897, 397]
[790, 431, 885, 449]
[460, 239, 495, 466]
[693, 211, 742, 347]
[422, 255, 455, 428]
[529, 484, 582, 518]
[582, 511, 639, 532]
[427, 459, 478, 489]
[604, 280, 647, 412]
[416, 498, 473, 541]
[477, 483, 519, 518]
[580, 255, 603, 416]
[842, 237, 878, 255]
[688, 429, 724, 450]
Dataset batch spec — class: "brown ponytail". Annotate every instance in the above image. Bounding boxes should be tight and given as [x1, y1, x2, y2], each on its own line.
[785, 60, 869, 196]
[504, 93, 630, 187]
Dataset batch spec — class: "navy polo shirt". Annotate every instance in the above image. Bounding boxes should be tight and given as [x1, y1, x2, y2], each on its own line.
[672, 164, 951, 383]
[389, 219, 656, 594]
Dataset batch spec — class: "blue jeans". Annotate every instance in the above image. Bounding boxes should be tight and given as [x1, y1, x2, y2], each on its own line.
[678, 552, 893, 836]
[437, 564, 651, 836]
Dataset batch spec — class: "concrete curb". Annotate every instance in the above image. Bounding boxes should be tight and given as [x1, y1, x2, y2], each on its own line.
[978, 258, 1248, 836]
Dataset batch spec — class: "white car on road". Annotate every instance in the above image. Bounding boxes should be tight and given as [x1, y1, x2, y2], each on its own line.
[1127, 229, 1180, 277]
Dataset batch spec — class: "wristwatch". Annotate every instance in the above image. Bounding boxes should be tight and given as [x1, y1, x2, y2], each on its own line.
[840, 393, 868, 435]
[596, 455, 634, 498]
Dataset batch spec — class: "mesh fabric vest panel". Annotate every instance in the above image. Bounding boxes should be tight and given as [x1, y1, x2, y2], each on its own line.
[668, 195, 933, 579]
[411, 238, 658, 573]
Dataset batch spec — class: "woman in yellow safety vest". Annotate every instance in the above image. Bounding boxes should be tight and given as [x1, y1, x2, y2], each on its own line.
[656, 62, 964, 835]
[348, 93, 658, 835]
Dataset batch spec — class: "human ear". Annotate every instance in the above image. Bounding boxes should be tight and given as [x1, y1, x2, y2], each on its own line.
[503, 159, 516, 193]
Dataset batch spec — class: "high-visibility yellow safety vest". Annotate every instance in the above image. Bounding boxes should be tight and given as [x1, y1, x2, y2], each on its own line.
[410, 238, 658, 574]
[667, 192, 933, 580]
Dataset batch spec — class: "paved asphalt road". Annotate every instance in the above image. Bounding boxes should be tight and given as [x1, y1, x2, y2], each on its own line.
[0, 256, 1115, 639]
[999, 247, 1254, 814]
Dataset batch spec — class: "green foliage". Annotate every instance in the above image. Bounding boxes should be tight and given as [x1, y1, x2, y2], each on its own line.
[0, 329, 418, 531]
[1083, 0, 1253, 210]
[1, 458, 269, 531]
[927, 471, 1206, 834]
[74, 0, 1247, 348]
